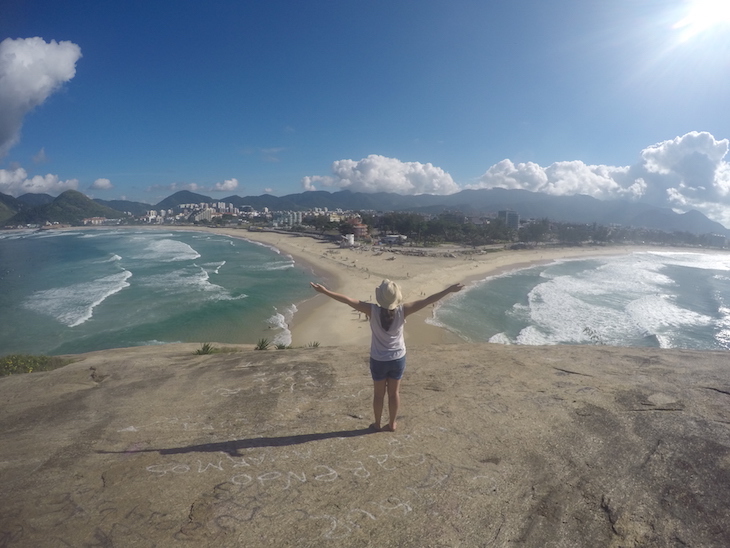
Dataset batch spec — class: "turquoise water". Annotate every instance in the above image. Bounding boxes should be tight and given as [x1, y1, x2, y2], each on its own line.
[0, 229, 317, 355]
[6, 233, 730, 356]
[431, 251, 730, 350]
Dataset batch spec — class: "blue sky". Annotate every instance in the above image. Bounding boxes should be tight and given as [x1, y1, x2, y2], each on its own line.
[2, 1, 730, 224]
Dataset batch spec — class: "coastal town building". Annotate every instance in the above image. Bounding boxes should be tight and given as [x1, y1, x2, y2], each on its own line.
[498, 209, 520, 230]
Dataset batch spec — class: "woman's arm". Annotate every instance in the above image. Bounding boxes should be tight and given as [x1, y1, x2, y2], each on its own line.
[402, 283, 464, 318]
[310, 282, 372, 315]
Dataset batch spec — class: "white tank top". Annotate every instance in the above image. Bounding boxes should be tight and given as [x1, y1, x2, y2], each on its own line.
[369, 304, 406, 361]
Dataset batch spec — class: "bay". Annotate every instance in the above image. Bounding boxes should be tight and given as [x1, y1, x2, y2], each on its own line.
[0, 229, 316, 355]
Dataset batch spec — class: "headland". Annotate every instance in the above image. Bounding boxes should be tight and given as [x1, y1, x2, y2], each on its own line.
[1, 342, 728, 546]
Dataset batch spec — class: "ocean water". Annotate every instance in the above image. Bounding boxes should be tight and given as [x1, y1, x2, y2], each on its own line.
[0, 229, 317, 355]
[431, 251, 730, 350]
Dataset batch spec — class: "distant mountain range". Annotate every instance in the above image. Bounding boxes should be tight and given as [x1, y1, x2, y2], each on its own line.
[1, 190, 127, 226]
[1, 188, 728, 236]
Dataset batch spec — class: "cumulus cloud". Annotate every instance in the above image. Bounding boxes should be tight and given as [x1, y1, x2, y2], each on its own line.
[214, 178, 238, 192]
[90, 178, 113, 190]
[148, 182, 200, 193]
[302, 154, 460, 195]
[147, 178, 240, 195]
[638, 132, 730, 204]
[468, 131, 730, 227]
[0, 37, 82, 158]
[467, 159, 642, 200]
[0, 166, 78, 196]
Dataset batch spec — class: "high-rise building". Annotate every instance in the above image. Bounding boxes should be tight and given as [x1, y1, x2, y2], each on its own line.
[498, 210, 520, 230]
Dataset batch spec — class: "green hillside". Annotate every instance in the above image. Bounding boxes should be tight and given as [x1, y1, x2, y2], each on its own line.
[0, 192, 23, 224]
[5, 190, 128, 226]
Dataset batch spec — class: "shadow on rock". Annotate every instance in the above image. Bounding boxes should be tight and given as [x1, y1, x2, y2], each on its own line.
[97, 427, 373, 457]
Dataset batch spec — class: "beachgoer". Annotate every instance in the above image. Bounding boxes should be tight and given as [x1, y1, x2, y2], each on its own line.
[310, 279, 464, 432]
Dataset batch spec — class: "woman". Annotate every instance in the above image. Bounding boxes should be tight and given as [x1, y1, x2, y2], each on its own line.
[310, 279, 464, 432]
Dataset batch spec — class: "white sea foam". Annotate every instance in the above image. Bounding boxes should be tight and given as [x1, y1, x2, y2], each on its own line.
[713, 306, 730, 348]
[130, 232, 174, 238]
[133, 238, 201, 262]
[143, 266, 220, 293]
[244, 238, 280, 252]
[643, 251, 730, 272]
[140, 265, 246, 301]
[515, 253, 700, 345]
[0, 230, 34, 240]
[447, 251, 724, 347]
[267, 304, 298, 346]
[34, 231, 84, 239]
[243, 260, 295, 272]
[192, 235, 233, 245]
[24, 270, 132, 327]
[654, 334, 672, 348]
[515, 325, 553, 345]
[206, 261, 226, 274]
[626, 294, 712, 331]
[489, 332, 512, 344]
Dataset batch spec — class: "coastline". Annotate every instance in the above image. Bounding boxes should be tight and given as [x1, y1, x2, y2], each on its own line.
[6, 230, 728, 545]
[207, 227, 667, 347]
[49, 225, 730, 350]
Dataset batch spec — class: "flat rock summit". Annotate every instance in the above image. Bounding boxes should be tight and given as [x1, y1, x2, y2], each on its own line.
[1, 342, 730, 547]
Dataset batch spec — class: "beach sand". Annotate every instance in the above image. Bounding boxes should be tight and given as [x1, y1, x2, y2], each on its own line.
[211, 228, 651, 348]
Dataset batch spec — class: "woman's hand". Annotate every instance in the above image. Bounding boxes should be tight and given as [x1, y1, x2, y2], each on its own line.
[310, 282, 370, 314]
[310, 282, 327, 293]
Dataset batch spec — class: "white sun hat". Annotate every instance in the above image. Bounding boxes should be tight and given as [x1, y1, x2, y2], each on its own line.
[375, 279, 402, 310]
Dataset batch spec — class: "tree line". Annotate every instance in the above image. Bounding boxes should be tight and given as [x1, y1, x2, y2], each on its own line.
[299, 211, 725, 248]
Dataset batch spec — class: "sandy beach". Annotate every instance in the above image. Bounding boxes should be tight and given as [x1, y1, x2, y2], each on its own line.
[209, 227, 656, 348]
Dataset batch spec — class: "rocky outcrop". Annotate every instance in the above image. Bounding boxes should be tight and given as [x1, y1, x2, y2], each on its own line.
[1, 343, 729, 546]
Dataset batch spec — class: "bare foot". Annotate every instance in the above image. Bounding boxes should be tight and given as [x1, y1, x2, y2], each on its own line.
[369, 423, 382, 432]
[382, 424, 396, 432]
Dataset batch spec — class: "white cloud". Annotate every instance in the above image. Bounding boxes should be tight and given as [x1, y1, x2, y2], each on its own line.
[148, 182, 200, 193]
[639, 131, 729, 202]
[90, 178, 113, 190]
[468, 131, 730, 227]
[0, 37, 82, 157]
[468, 159, 638, 200]
[0, 166, 78, 196]
[214, 178, 238, 192]
[147, 179, 240, 195]
[302, 154, 460, 195]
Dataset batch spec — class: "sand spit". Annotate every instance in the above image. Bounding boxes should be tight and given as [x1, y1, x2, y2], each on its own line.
[212, 228, 674, 347]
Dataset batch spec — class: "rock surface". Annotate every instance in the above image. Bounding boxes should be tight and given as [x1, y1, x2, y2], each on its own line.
[1, 343, 730, 547]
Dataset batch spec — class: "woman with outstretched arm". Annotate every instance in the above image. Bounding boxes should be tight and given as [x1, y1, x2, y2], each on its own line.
[310, 280, 464, 432]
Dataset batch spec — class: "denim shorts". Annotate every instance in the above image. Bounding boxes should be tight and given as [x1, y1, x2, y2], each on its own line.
[369, 356, 406, 381]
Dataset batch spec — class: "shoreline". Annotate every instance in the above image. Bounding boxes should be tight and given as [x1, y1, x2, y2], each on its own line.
[47, 225, 730, 350]
[206, 228, 680, 348]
